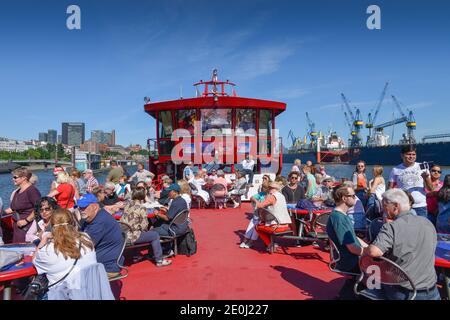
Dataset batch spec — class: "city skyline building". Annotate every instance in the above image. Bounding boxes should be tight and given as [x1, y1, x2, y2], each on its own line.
[62, 122, 85, 146]
[91, 129, 115, 145]
[38, 132, 48, 142]
[47, 129, 57, 144]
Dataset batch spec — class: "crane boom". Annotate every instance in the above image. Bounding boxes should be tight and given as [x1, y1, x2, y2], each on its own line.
[391, 95, 406, 118]
[341, 93, 355, 121]
[372, 82, 389, 126]
[374, 116, 408, 129]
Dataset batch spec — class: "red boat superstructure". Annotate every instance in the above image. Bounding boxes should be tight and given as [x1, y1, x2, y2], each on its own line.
[144, 70, 286, 178]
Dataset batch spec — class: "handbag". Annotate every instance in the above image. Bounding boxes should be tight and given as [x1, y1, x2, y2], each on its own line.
[23, 242, 82, 300]
[0, 249, 23, 271]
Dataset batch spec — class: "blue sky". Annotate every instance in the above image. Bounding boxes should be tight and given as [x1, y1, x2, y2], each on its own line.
[0, 0, 449, 147]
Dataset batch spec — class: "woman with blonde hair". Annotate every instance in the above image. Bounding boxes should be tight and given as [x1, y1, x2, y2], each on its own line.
[369, 165, 385, 201]
[177, 180, 192, 208]
[47, 172, 75, 209]
[33, 209, 97, 287]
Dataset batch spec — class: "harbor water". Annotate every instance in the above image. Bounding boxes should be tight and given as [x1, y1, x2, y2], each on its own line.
[1, 164, 449, 209]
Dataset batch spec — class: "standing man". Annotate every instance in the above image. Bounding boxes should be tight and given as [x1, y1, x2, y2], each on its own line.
[388, 145, 428, 217]
[83, 169, 99, 194]
[78, 194, 124, 279]
[364, 189, 439, 300]
[183, 161, 195, 181]
[241, 154, 255, 186]
[129, 162, 155, 183]
[106, 160, 124, 184]
[326, 185, 368, 299]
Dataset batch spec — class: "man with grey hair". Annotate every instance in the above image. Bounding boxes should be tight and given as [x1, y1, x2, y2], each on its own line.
[183, 161, 195, 181]
[363, 188, 439, 300]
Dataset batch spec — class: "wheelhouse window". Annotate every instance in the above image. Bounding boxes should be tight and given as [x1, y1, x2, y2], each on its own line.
[258, 110, 273, 155]
[201, 109, 232, 136]
[176, 109, 196, 135]
[235, 109, 256, 136]
[158, 111, 173, 139]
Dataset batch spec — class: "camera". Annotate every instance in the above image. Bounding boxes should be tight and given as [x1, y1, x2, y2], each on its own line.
[419, 161, 435, 170]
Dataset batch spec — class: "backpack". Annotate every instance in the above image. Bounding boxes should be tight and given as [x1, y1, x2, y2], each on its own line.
[366, 195, 383, 221]
[177, 227, 197, 256]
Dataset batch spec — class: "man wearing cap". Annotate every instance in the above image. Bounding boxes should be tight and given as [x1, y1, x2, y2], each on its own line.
[83, 169, 99, 194]
[157, 176, 173, 206]
[78, 194, 124, 278]
[152, 183, 189, 255]
[254, 182, 292, 252]
[312, 176, 335, 206]
[183, 161, 195, 181]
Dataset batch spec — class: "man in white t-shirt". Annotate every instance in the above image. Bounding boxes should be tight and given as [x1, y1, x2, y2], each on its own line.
[241, 154, 255, 186]
[388, 145, 428, 217]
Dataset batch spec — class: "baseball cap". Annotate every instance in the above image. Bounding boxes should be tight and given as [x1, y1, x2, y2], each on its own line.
[53, 167, 65, 174]
[77, 194, 98, 208]
[166, 183, 181, 192]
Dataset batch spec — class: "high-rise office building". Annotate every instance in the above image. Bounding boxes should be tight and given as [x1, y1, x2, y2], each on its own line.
[47, 129, 57, 144]
[91, 129, 115, 146]
[62, 122, 85, 146]
[57, 135, 62, 144]
[111, 130, 116, 146]
[38, 132, 48, 142]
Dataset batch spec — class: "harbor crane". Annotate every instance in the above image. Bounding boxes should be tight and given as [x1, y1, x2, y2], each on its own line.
[391, 95, 416, 144]
[287, 129, 302, 150]
[305, 112, 318, 147]
[341, 93, 364, 147]
[366, 82, 389, 146]
[422, 133, 450, 143]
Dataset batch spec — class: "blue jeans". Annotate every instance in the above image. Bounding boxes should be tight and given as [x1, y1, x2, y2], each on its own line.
[135, 230, 163, 262]
[383, 284, 441, 300]
[242, 169, 254, 184]
[414, 206, 428, 218]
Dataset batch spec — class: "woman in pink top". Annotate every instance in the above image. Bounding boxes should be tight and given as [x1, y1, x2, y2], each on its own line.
[213, 170, 229, 189]
[423, 164, 443, 225]
[48, 172, 75, 209]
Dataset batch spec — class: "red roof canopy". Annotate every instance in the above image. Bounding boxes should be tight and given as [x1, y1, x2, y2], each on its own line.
[144, 96, 286, 118]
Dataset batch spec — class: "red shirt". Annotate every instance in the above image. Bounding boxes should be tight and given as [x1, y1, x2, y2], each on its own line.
[56, 183, 75, 208]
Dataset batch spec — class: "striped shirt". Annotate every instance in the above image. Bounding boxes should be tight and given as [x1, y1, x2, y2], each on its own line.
[85, 176, 99, 193]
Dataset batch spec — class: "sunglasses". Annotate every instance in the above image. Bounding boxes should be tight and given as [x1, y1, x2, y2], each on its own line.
[345, 194, 356, 199]
[431, 170, 442, 174]
[290, 176, 298, 179]
[12, 176, 21, 180]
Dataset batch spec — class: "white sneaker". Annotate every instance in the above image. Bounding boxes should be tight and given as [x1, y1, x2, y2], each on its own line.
[239, 242, 247, 248]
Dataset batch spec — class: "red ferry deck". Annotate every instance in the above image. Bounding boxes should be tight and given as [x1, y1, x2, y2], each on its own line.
[118, 203, 342, 300]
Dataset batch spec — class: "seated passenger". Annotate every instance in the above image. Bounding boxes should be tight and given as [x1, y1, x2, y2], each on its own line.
[281, 171, 305, 205]
[151, 184, 189, 256]
[254, 182, 292, 251]
[191, 172, 210, 205]
[229, 171, 248, 208]
[177, 180, 192, 209]
[341, 181, 366, 231]
[115, 175, 131, 201]
[326, 185, 368, 300]
[312, 176, 335, 207]
[213, 170, 228, 190]
[26, 197, 58, 244]
[120, 188, 172, 267]
[158, 177, 173, 206]
[103, 182, 120, 206]
[33, 209, 97, 298]
[364, 189, 440, 300]
[239, 176, 271, 249]
[78, 194, 124, 279]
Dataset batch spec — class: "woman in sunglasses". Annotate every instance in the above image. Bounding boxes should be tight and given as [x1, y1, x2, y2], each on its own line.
[26, 197, 59, 245]
[3, 167, 42, 242]
[423, 164, 443, 226]
[351, 161, 368, 208]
